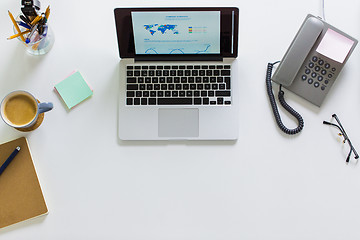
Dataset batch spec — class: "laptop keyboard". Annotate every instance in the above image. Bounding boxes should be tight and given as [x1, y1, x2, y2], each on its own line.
[126, 64, 231, 106]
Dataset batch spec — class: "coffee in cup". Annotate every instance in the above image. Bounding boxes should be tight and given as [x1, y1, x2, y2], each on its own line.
[1, 90, 53, 130]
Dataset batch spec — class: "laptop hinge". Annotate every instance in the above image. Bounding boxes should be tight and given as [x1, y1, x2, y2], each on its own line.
[134, 55, 223, 62]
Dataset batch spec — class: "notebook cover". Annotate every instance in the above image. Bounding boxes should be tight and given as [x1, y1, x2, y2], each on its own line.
[0, 137, 48, 229]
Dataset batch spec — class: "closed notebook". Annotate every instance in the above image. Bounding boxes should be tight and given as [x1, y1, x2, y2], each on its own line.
[54, 71, 93, 109]
[0, 137, 48, 229]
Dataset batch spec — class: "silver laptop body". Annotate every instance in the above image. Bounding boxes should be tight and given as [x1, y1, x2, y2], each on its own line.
[114, 7, 240, 140]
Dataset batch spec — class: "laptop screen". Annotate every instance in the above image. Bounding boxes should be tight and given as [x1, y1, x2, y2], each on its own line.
[114, 7, 239, 60]
[131, 11, 221, 55]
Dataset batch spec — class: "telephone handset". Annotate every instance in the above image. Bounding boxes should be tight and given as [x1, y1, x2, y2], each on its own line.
[267, 14, 358, 135]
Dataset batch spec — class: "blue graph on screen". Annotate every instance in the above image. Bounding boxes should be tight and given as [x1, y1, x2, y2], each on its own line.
[145, 44, 211, 54]
[144, 24, 179, 35]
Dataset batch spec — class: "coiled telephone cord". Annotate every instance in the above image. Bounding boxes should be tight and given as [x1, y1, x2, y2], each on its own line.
[266, 62, 304, 135]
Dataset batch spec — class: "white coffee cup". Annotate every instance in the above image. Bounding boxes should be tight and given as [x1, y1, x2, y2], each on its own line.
[0, 90, 53, 129]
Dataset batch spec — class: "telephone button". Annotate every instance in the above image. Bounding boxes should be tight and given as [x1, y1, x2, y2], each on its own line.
[312, 56, 318, 62]
[308, 78, 314, 84]
[321, 70, 327, 75]
[332, 68, 336, 72]
[325, 63, 330, 69]
[328, 74, 333, 78]
[314, 82, 320, 88]
[318, 76, 323, 81]
[302, 75, 307, 81]
[311, 72, 317, 78]
[305, 69, 311, 74]
[315, 66, 321, 72]
[318, 60, 324, 65]
[309, 62, 315, 68]
[321, 86, 326, 91]
[325, 80, 329, 84]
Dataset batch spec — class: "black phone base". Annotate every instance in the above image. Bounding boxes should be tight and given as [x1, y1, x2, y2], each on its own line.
[266, 62, 304, 135]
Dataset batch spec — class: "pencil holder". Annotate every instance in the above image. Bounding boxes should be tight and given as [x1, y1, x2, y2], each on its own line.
[13, 15, 54, 55]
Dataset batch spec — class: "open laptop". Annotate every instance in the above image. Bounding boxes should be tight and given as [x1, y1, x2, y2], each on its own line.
[114, 7, 239, 140]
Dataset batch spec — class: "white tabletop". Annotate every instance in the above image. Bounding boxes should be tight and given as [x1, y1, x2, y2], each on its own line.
[1, 0, 360, 239]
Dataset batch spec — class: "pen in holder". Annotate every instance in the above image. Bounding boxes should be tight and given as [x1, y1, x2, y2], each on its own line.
[12, 15, 54, 55]
[8, 6, 54, 56]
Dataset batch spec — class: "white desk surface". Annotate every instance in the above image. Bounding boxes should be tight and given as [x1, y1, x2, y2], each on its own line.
[1, 0, 360, 239]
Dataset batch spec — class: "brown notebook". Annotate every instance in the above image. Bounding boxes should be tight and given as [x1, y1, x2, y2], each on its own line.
[0, 137, 48, 229]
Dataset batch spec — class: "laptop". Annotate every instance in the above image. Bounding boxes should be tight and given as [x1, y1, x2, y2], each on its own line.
[114, 7, 239, 140]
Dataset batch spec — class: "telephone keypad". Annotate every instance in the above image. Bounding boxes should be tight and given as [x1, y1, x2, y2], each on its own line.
[302, 55, 337, 91]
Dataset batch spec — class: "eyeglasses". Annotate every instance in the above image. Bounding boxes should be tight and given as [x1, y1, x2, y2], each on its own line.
[323, 114, 359, 163]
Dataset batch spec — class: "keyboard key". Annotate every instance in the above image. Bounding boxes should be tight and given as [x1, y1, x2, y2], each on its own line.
[134, 98, 140, 105]
[126, 98, 133, 105]
[127, 84, 138, 90]
[149, 98, 156, 105]
[141, 98, 147, 105]
[216, 91, 231, 97]
[127, 91, 135, 97]
[225, 77, 231, 89]
[194, 98, 201, 105]
[158, 98, 192, 105]
[127, 77, 136, 83]
[221, 70, 231, 76]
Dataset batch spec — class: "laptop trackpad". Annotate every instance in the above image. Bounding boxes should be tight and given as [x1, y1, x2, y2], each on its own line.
[158, 108, 199, 138]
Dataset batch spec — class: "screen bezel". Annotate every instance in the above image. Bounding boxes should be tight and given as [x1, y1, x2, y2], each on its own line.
[114, 7, 239, 60]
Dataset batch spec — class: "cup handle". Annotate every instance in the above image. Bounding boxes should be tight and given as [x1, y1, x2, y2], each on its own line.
[38, 102, 53, 114]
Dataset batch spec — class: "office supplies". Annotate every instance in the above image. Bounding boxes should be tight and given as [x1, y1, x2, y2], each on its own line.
[8, 10, 26, 42]
[20, 14, 31, 24]
[45, 5, 50, 20]
[0, 137, 48, 229]
[30, 15, 42, 26]
[114, 7, 239, 140]
[266, 14, 357, 135]
[26, 23, 38, 43]
[21, 0, 41, 21]
[54, 71, 93, 109]
[0, 146, 20, 176]
[7, 29, 30, 40]
[323, 114, 359, 163]
[17, 21, 32, 29]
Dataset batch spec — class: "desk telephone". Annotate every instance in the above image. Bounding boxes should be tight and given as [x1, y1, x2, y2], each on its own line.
[266, 14, 358, 135]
